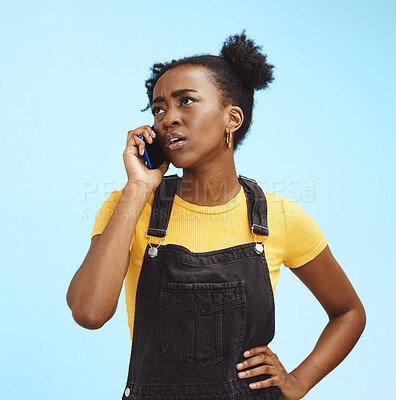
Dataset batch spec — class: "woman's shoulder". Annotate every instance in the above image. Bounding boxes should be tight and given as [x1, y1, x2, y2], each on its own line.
[262, 191, 287, 213]
[261, 191, 323, 233]
[262, 190, 318, 225]
[90, 188, 156, 240]
[260, 192, 286, 229]
[263, 191, 285, 202]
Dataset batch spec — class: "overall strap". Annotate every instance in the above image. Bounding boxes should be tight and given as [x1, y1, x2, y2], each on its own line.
[238, 175, 270, 237]
[147, 174, 269, 239]
[146, 174, 179, 238]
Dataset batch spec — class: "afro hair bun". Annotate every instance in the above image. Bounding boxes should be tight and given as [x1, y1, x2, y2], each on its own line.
[220, 29, 275, 90]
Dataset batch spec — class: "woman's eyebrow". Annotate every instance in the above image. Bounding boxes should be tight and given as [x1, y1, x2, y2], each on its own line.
[151, 89, 199, 105]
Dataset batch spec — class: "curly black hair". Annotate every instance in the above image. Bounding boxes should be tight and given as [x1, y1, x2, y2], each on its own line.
[141, 29, 275, 152]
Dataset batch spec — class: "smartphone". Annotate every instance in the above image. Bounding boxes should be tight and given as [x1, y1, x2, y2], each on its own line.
[139, 126, 167, 169]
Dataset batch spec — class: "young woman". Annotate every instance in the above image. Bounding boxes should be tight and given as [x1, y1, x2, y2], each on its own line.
[67, 31, 366, 400]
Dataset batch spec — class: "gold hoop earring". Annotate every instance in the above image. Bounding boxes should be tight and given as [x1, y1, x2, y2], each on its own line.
[225, 130, 233, 149]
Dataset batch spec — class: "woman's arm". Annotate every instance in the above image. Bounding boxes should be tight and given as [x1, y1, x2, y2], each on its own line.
[66, 182, 152, 329]
[67, 125, 169, 330]
[236, 245, 366, 399]
[287, 244, 366, 395]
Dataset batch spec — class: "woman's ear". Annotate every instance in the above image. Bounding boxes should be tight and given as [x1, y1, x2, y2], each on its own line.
[225, 106, 244, 133]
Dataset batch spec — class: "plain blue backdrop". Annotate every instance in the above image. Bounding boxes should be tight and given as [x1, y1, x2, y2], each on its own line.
[1, 0, 395, 399]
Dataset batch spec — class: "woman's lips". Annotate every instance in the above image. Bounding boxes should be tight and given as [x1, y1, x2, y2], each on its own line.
[166, 138, 187, 151]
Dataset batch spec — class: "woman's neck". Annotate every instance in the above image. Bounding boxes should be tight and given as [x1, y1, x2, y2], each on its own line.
[176, 165, 241, 207]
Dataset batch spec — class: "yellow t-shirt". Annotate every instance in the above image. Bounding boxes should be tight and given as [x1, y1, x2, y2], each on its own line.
[91, 183, 327, 341]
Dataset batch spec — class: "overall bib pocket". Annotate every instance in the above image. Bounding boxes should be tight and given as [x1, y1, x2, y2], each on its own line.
[159, 280, 246, 367]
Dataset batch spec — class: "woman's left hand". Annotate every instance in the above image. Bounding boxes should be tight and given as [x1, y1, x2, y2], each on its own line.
[236, 345, 306, 400]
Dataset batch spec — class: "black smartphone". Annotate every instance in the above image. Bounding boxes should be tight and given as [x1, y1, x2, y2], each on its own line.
[139, 125, 167, 169]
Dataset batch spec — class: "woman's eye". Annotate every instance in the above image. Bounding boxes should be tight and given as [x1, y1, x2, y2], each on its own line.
[181, 97, 194, 106]
[152, 107, 164, 116]
[152, 98, 194, 116]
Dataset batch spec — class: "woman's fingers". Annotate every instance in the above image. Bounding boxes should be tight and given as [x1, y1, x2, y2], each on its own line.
[142, 125, 156, 143]
[126, 132, 146, 157]
[126, 125, 158, 158]
[235, 346, 294, 393]
[127, 126, 155, 146]
[123, 125, 168, 190]
[136, 135, 145, 157]
[237, 363, 276, 378]
[244, 345, 275, 358]
[237, 352, 275, 372]
[236, 346, 278, 385]
[239, 346, 275, 367]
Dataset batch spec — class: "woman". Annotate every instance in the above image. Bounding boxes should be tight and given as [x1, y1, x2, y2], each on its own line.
[67, 31, 366, 400]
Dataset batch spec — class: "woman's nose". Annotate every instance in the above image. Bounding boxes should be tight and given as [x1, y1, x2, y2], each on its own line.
[162, 106, 182, 129]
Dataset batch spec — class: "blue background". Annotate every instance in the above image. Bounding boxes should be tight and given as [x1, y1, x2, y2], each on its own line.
[1, 0, 395, 399]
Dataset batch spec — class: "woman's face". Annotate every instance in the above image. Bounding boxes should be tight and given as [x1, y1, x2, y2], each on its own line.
[151, 65, 234, 169]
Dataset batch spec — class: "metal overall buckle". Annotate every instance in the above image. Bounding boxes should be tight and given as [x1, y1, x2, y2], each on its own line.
[251, 224, 269, 254]
[146, 229, 167, 258]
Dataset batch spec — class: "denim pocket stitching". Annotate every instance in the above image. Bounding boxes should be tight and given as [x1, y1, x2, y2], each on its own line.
[159, 281, 246, 367]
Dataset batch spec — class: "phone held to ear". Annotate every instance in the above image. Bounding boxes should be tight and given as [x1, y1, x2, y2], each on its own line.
[139, 126, 167, 169]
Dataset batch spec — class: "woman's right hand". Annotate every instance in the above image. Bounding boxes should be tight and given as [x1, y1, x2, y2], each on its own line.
[123, 125, 170, 193]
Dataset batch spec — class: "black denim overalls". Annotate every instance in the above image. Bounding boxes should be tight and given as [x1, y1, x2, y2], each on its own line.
[122, 174, 284, 400]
